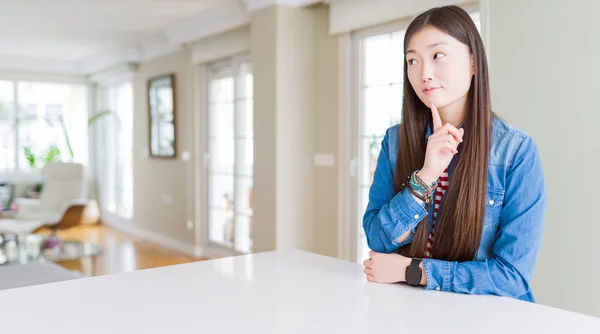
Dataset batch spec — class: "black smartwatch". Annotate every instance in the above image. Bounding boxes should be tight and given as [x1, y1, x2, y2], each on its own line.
[405, 258, 423, 286]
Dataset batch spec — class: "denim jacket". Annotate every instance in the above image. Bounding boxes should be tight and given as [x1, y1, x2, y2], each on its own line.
[363, 117, 547, 302]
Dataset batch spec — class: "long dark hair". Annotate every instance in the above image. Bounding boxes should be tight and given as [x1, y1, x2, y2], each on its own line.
[395, 5, 491, 262]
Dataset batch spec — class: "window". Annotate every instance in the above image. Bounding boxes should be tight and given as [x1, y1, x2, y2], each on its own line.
[352, 13, 481, 263]
[0, 82, 15, 172]
[355, 29, 405, 263]
[206, 55, 253, 254]
[95, 82, 134, 219]
[0, 81, 88, 173]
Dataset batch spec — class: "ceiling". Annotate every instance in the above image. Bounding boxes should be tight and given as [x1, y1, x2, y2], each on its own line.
[0, 0, 238, 74]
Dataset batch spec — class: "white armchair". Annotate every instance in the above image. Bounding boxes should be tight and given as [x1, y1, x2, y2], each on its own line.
[12, 162, 88, 227]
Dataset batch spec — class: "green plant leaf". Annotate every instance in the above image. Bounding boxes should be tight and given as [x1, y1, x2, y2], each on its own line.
[42, 145, 61, 163]
[24, 147, 36, 168]
[88, 110, 119, 127]
[57, 117, 74, 159]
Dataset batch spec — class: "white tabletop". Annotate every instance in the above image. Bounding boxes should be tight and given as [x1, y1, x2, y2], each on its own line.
[0, 249, 597, 333]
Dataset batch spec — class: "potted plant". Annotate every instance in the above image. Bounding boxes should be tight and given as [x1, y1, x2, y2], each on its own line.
[23, 145, 62, 198]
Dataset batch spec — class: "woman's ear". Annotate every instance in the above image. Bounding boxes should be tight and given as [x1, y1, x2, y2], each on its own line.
[471, 54, 475, 76]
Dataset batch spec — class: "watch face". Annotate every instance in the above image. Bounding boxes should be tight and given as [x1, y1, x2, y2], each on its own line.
[406, 266, 421, 284]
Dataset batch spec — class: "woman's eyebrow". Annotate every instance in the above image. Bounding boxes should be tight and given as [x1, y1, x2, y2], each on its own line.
[406, 42, 449, 55]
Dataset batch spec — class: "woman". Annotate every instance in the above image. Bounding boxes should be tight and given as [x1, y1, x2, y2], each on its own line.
[362, 5, 546, 302]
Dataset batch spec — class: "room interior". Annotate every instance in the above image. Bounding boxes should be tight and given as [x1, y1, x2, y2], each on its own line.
[0, 0, 598, 322]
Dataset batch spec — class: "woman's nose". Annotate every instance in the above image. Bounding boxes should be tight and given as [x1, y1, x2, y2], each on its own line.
[421, 62, 434, 82]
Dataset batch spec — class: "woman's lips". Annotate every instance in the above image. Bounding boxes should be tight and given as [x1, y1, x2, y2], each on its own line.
[423, 87, 441, 94]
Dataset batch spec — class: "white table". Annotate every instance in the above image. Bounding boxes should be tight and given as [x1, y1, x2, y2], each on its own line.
[0, 249, 598, 333]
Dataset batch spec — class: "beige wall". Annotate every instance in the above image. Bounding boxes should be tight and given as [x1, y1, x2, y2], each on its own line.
[133, 50, 195, 245]
[250, 4, 323, 253]
[275, 5, 315, 252]
[250, 6, 278, 253]
[312, 5, 339, 258]
[329, 0, 476, 34]
[487, 0, 600, 317]
[191, 26, 251, 64]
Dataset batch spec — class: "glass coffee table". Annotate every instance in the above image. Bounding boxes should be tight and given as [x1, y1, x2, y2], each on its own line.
[0, 233, 102, 266]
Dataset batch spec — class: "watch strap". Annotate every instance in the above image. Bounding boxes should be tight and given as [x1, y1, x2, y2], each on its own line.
[407, 258, 423, 286]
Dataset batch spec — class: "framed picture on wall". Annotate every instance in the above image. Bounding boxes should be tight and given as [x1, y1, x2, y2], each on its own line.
[148, 74, 176, 158]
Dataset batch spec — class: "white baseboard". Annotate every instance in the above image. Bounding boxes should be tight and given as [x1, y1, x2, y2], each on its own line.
[102, 215, 202, 258]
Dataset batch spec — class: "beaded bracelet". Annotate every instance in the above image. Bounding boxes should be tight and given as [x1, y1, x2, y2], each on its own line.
[407, 185, 432, 204]
[412, 170, 438, 190]
[407, 170, 437, 203]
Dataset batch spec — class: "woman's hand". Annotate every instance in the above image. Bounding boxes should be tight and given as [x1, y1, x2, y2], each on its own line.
[418, 103, 464, 185]
[363, 250, 410, 283]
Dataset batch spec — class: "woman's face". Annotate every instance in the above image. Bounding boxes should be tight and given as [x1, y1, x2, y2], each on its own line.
[405, 27, 474, 110]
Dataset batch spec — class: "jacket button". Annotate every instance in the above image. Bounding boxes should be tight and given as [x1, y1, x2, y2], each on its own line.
[488, 200, 494, 205]
[414, 214, 419, 219]
[435, 287, 441, 291]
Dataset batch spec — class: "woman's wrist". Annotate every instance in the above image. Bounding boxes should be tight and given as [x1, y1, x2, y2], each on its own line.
[408, 170, 437, 203]
[416, 169, 438, 186]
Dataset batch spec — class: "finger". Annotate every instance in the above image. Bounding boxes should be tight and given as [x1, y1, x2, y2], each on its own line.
[363, 267, 372, 275]
[444, 139, 459, 151]
[441, 124, 463, 142]
[429, 129, 461, 145]
[431, 134, 459, 148]
[445, 134, 460, 148]
[367, 274, 375, 282]
[363, 259, 371, 268]
[368, 250, 376, 258]
[444, 141, 459, 154]
[435, 136, 458, 152]
[436, 133, 459, 144]
[430, 103, 442, 132]
[459, 128, 464, 137]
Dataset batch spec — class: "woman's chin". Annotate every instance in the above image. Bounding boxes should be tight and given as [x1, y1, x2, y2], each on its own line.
[421, 97, 446, 109]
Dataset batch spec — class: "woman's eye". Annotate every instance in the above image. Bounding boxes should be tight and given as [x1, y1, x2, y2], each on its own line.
[407, 59, 417, 65]
[434, 52, 445, 59]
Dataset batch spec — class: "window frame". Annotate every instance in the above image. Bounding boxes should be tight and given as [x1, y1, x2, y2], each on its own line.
[94, 81, 134, 221]
[351, 19, 411, 263]
[0, 80, 89, 174]
[203, 53, 254, 256]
